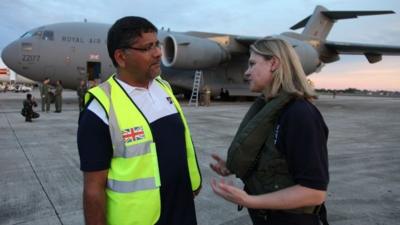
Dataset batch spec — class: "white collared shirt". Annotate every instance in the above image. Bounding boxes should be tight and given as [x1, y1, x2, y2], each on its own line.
[87, 78, 177, 125]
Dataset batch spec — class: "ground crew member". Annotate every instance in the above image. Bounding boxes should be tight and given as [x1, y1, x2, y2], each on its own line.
[77, 80, 87, 111]
[203, 86, 212, 106]
[54, 80, 63, 113]
[40, 77, 50, 112]
[22, 93, 39, 122]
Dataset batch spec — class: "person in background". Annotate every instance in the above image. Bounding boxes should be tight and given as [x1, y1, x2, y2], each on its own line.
[77, 80, 87, 111]
[40, 77, 50, 112]
[210, 37, 329, 225]
[22, 93, 39, 122]
[87, 80, 95, 88]
[54, 80, 63, 113]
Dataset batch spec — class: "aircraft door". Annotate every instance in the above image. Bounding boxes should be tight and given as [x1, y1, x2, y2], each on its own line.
[87, 61, 101, 87]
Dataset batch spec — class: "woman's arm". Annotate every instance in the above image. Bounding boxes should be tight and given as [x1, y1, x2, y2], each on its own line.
[211, 179, 325, 210]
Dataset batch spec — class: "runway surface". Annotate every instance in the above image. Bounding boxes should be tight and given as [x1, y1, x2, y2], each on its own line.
[0, 90, 399, 225]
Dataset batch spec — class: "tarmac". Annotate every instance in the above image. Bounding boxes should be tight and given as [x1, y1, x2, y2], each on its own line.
[0, 90, 399, 225]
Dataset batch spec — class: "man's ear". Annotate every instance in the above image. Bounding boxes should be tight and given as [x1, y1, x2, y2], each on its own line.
[114, 49, 126, 68]
[271, 56, 280, 72]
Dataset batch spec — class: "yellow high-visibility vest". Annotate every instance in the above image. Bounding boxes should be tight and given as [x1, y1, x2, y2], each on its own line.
[85, 75, 201, 225]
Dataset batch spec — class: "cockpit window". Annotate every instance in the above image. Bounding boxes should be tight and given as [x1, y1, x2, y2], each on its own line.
[42, 30, 54, 41]
[20, 30, 47, 39]
[20, 31, 33, 38]
[34, 31, 43, 37]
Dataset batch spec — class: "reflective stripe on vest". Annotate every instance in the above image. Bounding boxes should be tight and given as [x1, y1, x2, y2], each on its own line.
[113, 141, 152, 158]
[107, 177, 157, 193]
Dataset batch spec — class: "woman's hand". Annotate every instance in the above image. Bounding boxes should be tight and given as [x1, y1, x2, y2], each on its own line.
[209, 154, 231, 176]
[210, 178, 250, 207]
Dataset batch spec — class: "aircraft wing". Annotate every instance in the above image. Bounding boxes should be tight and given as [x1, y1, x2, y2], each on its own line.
[234, 36, 260, 46]
[325, 41, 400, 55]
[325, 41, 400, 63]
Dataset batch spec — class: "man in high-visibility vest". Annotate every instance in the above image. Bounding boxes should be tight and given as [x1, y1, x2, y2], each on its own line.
[77, 17, 202, 225]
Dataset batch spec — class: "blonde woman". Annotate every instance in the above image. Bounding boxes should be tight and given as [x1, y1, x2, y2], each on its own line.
[210, 37, 329, 225]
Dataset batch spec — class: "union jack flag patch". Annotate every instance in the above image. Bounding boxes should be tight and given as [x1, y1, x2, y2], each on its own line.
[122, 126, 145, 143]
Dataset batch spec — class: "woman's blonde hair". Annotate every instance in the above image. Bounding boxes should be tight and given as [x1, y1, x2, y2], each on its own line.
[250, 37, 316, 99]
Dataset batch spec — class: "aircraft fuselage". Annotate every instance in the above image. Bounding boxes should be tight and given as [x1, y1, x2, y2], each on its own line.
[2, 22, 251, 97]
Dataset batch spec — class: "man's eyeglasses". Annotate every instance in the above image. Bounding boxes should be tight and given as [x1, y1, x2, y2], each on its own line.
[124, 41, 162, 53]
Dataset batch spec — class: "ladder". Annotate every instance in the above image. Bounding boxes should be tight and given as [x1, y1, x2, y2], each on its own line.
[188, 70, 202, 107]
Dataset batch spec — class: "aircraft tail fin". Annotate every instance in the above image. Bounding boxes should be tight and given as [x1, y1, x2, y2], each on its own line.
[290, 5, 394, 40]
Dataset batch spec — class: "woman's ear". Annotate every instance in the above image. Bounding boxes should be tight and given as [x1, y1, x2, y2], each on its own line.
[271, 56, 280, 72]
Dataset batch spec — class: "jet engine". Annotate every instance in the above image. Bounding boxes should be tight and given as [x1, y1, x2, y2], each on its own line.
[161, 34, 230, 69]
[277, 35, 322, 75]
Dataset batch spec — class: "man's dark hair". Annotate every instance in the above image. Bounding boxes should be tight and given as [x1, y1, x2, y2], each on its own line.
[107, 16, 157, 67]
[27, 93, 32, 99]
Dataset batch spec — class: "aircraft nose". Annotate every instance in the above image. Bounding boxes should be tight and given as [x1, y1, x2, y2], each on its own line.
[1, 41, 19, 69]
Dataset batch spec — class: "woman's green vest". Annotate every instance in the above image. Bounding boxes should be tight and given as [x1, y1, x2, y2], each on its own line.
[85, 75, 201, 225]
[227, 92, 316, 214]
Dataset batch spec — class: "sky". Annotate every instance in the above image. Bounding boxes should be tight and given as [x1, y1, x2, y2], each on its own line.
[0, 0, 399, 91]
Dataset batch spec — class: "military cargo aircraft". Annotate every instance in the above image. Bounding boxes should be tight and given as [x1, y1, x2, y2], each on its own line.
[2, 5, 400, 97]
